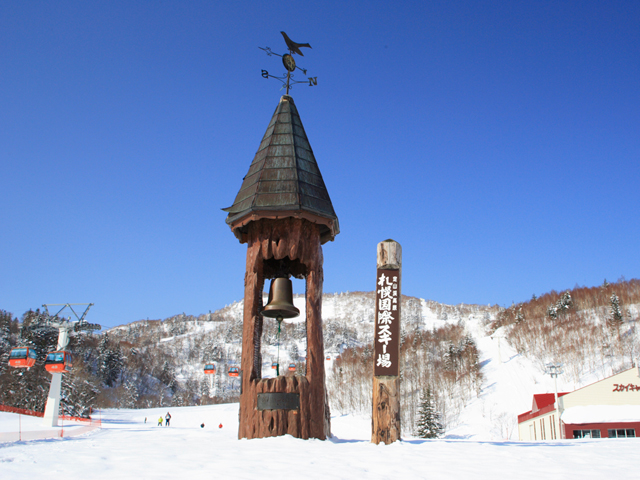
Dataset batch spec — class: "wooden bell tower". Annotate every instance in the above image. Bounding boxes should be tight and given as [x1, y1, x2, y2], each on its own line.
[223, 95, 339, 440]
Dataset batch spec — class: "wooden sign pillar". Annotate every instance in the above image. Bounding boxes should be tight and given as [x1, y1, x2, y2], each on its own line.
[372, 239, 402, 444]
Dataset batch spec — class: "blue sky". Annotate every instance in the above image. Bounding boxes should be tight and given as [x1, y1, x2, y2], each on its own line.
[1, 1, 638, 328]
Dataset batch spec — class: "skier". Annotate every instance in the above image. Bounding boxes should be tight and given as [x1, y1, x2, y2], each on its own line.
[158, 416, 163, 426]
[165, 412, 171, 426]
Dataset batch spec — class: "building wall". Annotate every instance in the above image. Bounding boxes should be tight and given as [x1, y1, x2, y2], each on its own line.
[564, 421, 640, 438]
[518, 367, 640, 440]
[518, 411, 560, 441]
[560, 367, 640, 410]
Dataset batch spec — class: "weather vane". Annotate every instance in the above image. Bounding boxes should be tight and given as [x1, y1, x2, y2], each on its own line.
[259, 31, 317, 95]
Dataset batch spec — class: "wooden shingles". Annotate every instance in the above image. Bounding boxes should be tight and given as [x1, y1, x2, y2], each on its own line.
[223, 96, 339, 244]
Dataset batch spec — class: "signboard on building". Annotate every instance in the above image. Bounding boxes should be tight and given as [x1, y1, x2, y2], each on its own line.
[374, 268, 400, 377]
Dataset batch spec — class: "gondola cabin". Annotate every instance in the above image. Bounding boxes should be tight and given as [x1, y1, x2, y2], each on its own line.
[326, 356, 331, 361]
[204, 364, 216, 375]
[288, 363, 296, 372]
[228, 366, 239, 377]
[44, 351, 72, 373]
[8, 347, 37, 369]
[271, 362, 278, 369]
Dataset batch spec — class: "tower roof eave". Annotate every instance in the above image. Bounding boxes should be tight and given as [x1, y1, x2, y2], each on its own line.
[225, 207, 339, 244]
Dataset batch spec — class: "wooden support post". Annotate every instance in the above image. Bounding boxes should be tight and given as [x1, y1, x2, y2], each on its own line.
[237, 218, 330, 440]
[372, 239, 402, 444]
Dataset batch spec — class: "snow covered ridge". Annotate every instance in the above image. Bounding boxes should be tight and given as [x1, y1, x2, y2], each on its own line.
[99, 292, 501, 436]
[105, 289, 640, 439]
[5, 282, 638, 441]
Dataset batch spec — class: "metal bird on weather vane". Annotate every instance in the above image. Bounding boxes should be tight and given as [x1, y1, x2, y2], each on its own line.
[259, 31, 317, 95]
[280, 31, 312, 56]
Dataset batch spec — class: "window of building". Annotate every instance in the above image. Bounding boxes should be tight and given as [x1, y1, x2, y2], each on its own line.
[573, 429, 601, 439]
[608, 429, 636, 438]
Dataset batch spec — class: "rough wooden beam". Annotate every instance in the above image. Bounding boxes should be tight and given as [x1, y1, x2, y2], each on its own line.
[372, 239, 402, 445]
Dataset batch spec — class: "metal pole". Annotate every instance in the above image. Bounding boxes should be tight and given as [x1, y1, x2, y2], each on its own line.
[43, 325, 71, 427]
[553, 374, 560, 438]
[546, 363, 564, 439]
[276, 317, 282, 376]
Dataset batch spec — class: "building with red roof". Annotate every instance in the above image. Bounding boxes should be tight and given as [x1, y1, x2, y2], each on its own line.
[518, 366, 640, 440]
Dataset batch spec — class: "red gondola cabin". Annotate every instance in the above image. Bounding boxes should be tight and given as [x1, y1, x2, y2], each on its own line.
[44, 351, 72, 373]
[271, 362, 278, 369]
[204, 364, 216, 374]
[228, 366, 239, 377]
[288, 363, 296, 372]
[8, 347, 37, 369]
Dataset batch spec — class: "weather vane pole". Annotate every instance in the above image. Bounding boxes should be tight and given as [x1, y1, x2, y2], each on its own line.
[259, 31, 317, 95]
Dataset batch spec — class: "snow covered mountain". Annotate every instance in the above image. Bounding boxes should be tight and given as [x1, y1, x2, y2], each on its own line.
[4, 281, 637, 440]
[103, 280, 640, 440]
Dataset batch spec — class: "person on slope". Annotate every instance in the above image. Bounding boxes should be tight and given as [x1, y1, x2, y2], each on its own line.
[158, 416, 163, 426]
[165, 412, 171, 426]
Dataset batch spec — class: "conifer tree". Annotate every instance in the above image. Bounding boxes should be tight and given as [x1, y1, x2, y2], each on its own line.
[98, 335, 124, 387]
[416, 386, 444, 439]
[609, 293, 623, 328]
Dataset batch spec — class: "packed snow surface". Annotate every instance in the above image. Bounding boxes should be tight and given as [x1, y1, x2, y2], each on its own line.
[1, 404, 638, 479]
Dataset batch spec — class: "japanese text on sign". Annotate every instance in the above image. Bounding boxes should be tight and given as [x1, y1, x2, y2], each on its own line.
[374, 269, 400, 376]
[613, 383, 640, 392]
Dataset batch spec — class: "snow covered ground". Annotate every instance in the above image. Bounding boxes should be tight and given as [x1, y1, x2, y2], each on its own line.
[1, 404, 638, 479]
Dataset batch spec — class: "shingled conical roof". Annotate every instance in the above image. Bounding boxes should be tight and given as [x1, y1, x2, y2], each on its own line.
[223, 95, 339, 244]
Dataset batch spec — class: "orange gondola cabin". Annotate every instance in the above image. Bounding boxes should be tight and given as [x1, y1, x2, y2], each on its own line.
[271, 362, 278, 369]
[44, 351, 72, 373]
[8, 347, 37, 369]
[228, 366, 239, 377]
[204, 364, 216, 375]
[288, 363, 296, 372]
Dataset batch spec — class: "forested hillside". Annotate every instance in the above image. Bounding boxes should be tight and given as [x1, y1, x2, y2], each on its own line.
[492, 279, 640, 381]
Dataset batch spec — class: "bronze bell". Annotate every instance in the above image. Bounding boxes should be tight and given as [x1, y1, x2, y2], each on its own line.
[262, 277, 300, 320]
